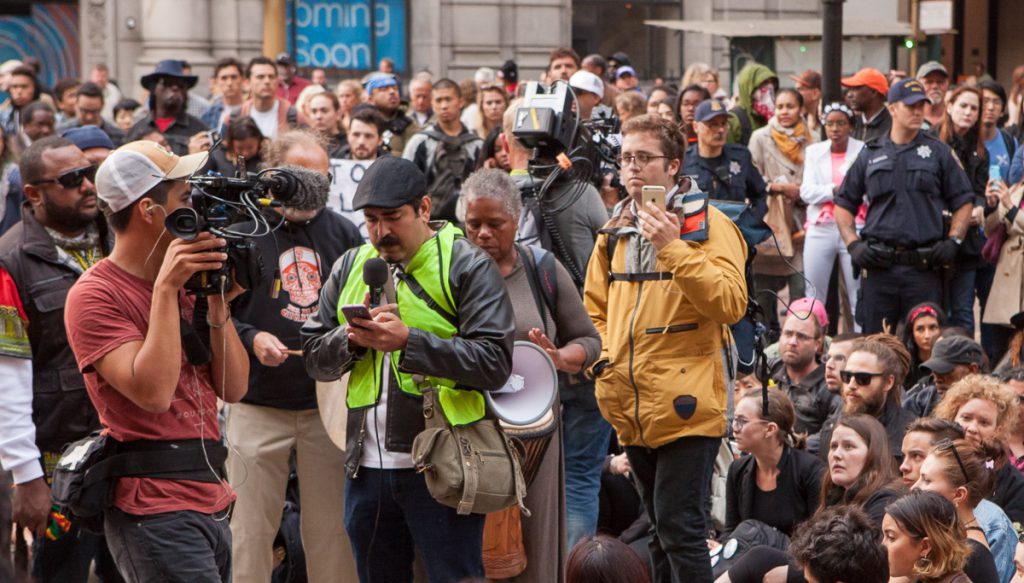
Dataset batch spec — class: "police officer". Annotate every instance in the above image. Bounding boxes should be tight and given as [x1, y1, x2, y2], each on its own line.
[683, 99, 768, 374]
[835, 78, 974, 334]
[683, 99, 767, 207]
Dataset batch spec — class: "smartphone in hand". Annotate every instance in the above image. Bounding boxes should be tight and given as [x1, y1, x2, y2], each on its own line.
[341, 304, 373, 328]
[641, 185, 667, 211]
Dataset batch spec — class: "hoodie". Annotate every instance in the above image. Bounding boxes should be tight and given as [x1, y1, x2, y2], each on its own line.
[728, 63, 778, 145]
[231, 209, 363, 409]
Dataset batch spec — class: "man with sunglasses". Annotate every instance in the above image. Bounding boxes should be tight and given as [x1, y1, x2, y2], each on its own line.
[817, 336, 916, 463]
[0, 136, 118, 581]
[125, 60, 209, 156]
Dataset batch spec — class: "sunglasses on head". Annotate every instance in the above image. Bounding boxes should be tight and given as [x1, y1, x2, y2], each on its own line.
[933, 438, 970, 483]
[35, 165, 97, 189]
[839, 370, 885, 385]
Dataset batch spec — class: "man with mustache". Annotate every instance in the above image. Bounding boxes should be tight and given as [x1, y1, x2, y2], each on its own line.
[301, 156, 514, 582]
[817, 336, 916, 462]
[0, 136, 119, 580]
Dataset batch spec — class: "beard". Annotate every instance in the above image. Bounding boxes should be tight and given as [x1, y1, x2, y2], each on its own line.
[844, 388, 886, 417]
[43, 194, 98, 233]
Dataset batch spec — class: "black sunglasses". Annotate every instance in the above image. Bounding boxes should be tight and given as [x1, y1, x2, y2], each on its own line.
[35, 165, 97, 189]
[933, 438, 970, 483]
[839, 370, 885, 385]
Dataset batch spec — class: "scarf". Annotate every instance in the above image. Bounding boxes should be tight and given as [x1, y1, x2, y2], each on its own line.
[769, 116, 810, 165]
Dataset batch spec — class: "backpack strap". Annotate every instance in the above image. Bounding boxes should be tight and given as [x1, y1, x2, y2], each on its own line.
[605, 232, 620, 283]
[730, 107, 753, 145]
[517, 244, 559, 342]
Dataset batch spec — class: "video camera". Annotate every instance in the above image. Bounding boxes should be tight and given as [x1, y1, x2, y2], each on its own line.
[511, 81, 620, 186]
[164, 164, 302, 295]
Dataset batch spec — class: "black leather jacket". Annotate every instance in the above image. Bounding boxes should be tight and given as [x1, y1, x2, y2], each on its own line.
[301, 226, 515, 478]
[0, 206, 109, 454]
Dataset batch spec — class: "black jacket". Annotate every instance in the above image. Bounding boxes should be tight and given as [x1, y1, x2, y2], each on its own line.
[818, 398, 917, 463]
[902, 381, 940, 418]
[769, 361, 839, 438]
[231, 209, 362, 410]
[126, 109, 209, 155]
[992, 463, 1024, 525]
[724, 445, 825, 537]
[300, 224, 515, 477]
[0, 206, 110, 452]
[852, 107, 892, 145]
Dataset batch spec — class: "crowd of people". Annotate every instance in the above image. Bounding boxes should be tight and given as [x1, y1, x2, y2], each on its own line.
[0, 42, 1024, 583]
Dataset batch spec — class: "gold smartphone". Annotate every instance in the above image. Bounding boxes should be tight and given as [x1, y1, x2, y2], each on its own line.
[641, 185, 667, 211]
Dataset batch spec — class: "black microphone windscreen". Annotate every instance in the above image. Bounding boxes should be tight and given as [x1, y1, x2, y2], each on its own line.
[363, 257, 389, 288]
[269, 165, 330, 211]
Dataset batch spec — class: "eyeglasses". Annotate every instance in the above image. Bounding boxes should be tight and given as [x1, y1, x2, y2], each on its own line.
[839, 370, 885, 386]
[781, 330, 816, 343]
[732, 416, 768, 432]
[934, 438, 970, 483]
[33, 165, 96, 189]
[618, 153, 671, 168]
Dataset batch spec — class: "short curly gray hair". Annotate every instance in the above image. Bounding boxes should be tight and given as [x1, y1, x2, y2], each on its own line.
[456, 168, 522, 222]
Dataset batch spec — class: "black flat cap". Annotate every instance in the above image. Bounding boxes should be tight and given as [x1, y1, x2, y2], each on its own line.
[352, 156, 427, 210]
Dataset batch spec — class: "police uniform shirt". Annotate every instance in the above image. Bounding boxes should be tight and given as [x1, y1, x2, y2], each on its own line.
[683, 143, 767, 206]
[835, 132, 973, 248]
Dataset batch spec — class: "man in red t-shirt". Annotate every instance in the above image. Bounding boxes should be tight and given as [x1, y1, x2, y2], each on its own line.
[64, 140, 249, 582]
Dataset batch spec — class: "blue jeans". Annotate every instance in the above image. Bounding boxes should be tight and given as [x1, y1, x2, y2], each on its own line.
[103, 509, 232, 583]
[561, 382, 613, 550]
[625, 435, 720, 583]
[345, 467, 485, 583]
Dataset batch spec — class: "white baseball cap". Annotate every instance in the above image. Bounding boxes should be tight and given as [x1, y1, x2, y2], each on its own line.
[569, 71, 604, 99]
[96, 141, 207, 213]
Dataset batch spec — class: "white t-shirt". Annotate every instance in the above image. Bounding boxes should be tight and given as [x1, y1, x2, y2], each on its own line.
[360, 354, 415, 469]
[250, 101, 280, 140]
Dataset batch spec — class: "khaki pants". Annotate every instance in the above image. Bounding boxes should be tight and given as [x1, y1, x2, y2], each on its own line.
[226, 402, 356, 582]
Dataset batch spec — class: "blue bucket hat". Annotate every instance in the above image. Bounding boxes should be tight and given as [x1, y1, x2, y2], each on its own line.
[140, 60, 198, 91]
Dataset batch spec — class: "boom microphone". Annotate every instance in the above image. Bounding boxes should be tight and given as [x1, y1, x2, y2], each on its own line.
[363, 258, 389, 308]
[267, 165, 330, 211]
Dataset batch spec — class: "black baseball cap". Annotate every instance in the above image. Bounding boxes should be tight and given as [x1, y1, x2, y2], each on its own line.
[352, 156, 427, 210]
[920, 336, 985, 374]
[694, 99, 731, 123]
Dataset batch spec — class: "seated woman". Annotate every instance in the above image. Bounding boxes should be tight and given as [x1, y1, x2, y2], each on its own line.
[722, 389, 825, 540]
[884, 490, 976, 583]
[914, 438, 1002, 582]
[933, 374, 1024, 525]
[459, 168, 602, 581]
[900, 302, 946, 391]
[719, 414, 903, 583]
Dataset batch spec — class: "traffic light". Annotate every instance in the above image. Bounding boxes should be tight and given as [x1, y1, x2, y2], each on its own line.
[904, 38, 916, 49]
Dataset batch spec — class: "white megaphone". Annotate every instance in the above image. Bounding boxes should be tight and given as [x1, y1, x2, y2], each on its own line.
[485, 341, 558, 426]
